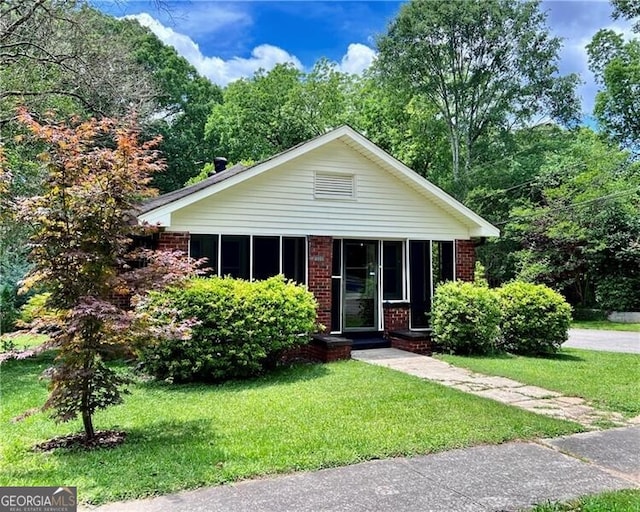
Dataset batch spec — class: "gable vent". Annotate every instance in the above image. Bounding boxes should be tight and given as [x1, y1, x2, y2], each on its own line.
[314, 172, 356, 199]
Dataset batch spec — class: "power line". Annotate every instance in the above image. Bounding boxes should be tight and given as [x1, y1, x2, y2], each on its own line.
[494, 186, 640, 226]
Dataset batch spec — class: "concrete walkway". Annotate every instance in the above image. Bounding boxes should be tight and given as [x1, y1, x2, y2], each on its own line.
[352, 348, 630, 429]
[83, 426, 640, 512]
[565, 328, 640, 354]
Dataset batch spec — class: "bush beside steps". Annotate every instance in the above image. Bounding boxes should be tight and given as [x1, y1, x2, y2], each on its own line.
[137, 275, 319, 383]
[432, 279, 572, 356]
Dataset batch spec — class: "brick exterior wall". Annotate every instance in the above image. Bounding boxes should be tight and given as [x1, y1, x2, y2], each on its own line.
[382, 302, 410, 336]
[308, 236, 333, 333]
[389, 335, 433, 355]
[158, 231, 190, 253]
[281, 338, 351, 363]
[455, 239, 476, 282]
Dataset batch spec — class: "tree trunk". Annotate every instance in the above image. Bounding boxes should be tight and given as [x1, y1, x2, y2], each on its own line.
[449, 129, 460, 183]
[82, 409, 95, 441]
[81, 365, 94, 440]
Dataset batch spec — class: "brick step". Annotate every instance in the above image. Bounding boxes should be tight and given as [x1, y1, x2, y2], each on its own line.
[388, 329, 433, 355]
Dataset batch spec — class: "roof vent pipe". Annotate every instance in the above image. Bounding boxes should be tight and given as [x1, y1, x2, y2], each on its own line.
[213, 157, 228, 174]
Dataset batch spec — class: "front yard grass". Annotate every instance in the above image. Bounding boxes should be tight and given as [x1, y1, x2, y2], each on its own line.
[0, 333, 48, 352]
[529, 489, 640, 511]
[439, 348, 640, 417]
[1, 352, 581, 505]
[571, 320, 640, 332]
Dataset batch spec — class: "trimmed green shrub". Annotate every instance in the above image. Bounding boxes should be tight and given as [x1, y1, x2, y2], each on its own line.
[432, 281, 502, 355]
[138, 275, 318, 382]
[497, 282, 572, 355]
[596, 276, 640, 312]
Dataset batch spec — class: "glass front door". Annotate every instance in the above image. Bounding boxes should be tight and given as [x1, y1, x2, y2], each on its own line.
[343, 240, 378, 331]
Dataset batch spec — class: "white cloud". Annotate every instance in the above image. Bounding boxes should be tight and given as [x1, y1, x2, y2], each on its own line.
[159, 4, 252, 39]
[337, 43, 377, 75]
[125, 13, 376, 85]
[125, 13, 302, 86]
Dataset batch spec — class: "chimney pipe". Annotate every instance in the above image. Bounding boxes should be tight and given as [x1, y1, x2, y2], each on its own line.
[213, 157, 228, 174]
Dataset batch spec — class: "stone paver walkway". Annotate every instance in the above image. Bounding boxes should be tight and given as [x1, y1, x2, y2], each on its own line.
[352, 348, 629, 429]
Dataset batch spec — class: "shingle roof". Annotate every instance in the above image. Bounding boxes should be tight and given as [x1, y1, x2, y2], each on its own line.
[139, 163, 248, 213]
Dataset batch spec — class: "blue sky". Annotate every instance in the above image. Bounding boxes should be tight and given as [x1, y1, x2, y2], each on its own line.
[94, 1, 633, 116]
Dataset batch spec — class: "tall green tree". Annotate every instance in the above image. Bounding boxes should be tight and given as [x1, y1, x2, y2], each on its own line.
[611, 0, 640, 31]
[126, 19, 223, 192]
[468, 124, 576, 285]
[587, 29, 640, 150]
[348, 73, 452, 188]
[376, 0, 580, 191]
[0, 2, 156, 124]
[505, 129, 640, 307]
[206, 61, 353, 163]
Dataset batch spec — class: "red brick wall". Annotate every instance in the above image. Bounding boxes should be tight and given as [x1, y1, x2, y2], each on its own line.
[383, 302, 410, 336]
[455, 239, 476, 282]
[158, 231, 190, 253]
[389, 336, 433, 355]
[282, 341, 351, 363]
[308, 236, 333, 333]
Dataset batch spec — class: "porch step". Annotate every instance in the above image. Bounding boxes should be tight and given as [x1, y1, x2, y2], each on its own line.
[350, 337, 390, 350]
[388, 329, 432, 340]
[388, 329, 434, 355]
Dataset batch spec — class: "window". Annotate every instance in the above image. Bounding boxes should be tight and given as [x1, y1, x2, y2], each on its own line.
[432, 241, 454, 286]
[195, 234, 306, 283]
[331, 239, 343, 333]
[253, 236, 280, 280]
[283, 237, 306, 284]
[409, 240, 456, 329]
[383, 241, 404, 300]
[221, 235, 249, 279]
[314, 172, 355, 199]
[127, 234, 160, 269]
[190, 234, 218, 275]
[409, 241, 431, 329]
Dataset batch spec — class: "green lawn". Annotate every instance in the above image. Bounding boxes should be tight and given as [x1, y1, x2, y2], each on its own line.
[439, 348, 640, 417]
[529, 489, 640, 511]
[571, 320, 640, 332]
[0, 353, 581, 505]
[0, 333, 48, 353]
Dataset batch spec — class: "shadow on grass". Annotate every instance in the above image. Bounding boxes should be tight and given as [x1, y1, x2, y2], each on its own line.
[9, 419, 226, 493]
[137, 361, 332, 394]
[126, 418, 222, 450]
[440, 350, 585, 362]
[537, 351, 584, 362]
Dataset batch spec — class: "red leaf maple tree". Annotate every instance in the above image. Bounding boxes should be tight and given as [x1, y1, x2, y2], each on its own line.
[13, 110, 198, 442]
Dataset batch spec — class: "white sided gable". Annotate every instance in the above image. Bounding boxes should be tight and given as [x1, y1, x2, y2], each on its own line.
[168, 139, 476, 239]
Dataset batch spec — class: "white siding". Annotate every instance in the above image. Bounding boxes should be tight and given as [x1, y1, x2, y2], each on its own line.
[170, 140, 471, 239]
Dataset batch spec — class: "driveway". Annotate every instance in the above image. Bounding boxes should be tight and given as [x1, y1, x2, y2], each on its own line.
[565, 329, 640, 354]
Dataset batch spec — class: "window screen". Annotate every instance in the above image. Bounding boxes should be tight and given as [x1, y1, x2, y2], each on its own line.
[283, 237, 306, 284]
[190, 234, 218, 275]
[253, 236, 280, 280]
[221, 235, 249, 279]
[383, 241, 403, 300]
